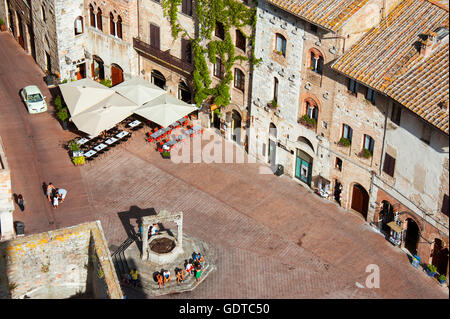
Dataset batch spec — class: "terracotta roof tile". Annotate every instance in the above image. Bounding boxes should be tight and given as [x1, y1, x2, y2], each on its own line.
[267, 0, 369, 32]
[332, 0, 449, 134]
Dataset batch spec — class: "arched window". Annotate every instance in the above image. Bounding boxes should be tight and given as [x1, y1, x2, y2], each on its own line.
[96, 7, 103, 31]
[235, 29, 246, 51]
[89, 4, 95, 27]
[215, 22, 225, 40]
[341, 124, 353, 144]
[275, 33, 286, 57]
[117, 15, 122, 39]
[273, 77, 279, 101]
[74, 16, 84, 35]
[110, 12, 115, 36]
[305, 100, 318, 121]
[310, 50, 324, 74]
[363, 134, 374, 153]
[234, 68, 245, 92]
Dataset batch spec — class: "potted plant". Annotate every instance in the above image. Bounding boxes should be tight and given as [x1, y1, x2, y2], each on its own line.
[338, 137, 351, 147]
[57, 107, 69, 130]
[71, 156, 85, 166]
[100, 78, 112, 88]
[360, 148, 373, 159]
[269, 98, 278, 109]
[438, 274, 447, 284]
[0, 19, 6, 32]
[426, 264, 437, 277]
[162, 151, 171, 159]
[298, 114, 317, 129]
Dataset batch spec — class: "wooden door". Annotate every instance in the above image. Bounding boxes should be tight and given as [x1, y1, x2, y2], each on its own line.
[351, 186, 364, 213]
[111, 65, 123, 86]
[150, 24, 160, 50]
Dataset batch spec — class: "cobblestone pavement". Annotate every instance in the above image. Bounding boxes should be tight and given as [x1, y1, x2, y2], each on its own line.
[0, 32, 448, 299]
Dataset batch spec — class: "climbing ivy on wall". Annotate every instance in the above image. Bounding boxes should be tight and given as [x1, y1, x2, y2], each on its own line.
[162, 0, 260, 108]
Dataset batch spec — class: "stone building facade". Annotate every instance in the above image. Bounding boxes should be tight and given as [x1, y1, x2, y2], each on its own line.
[135, 0, 195, 102]
[0, 136, 15, 241]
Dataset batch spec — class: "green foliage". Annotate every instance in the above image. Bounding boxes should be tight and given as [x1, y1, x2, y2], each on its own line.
[98, 268, 104, 278]
[57, 107, 69, 122]
[299, 114, 317, 128]
[61, 79, 68, 84]
[0, 19, 5, 25]
[361, 148, 373, 158]
[338, 137, 351, 147]
[68, 140, 81, 152]
[54, 95, 63, 111]
[270, 98, 278, 109]
[100, 78, 112, 88]
[162, 0, 183, 39]
[162, 0, 258, 107]
[9, 282, 18, 291]
[72, 156, 85, 166]
[427, 264, 437, 273]
[162, 151, 171, 158]
[438, 274, 447, 282]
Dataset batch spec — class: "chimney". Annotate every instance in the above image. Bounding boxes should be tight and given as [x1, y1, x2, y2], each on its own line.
[420, 33, 437, 58]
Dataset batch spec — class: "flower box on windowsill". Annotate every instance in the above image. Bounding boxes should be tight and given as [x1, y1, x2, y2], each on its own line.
[359, 149, 373, 159]
[298, 115, 317, 129]
[338, 137, 351, 147]
[273, 50, 285, 57]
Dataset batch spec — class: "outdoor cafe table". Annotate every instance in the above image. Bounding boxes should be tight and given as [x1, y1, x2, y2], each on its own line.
[162, 140, 177, 150]
[127, 120, 142, 128]
[116, 131, 129, 139]
[76, 137, 90, 146]
[192, 124, 202, 133]
[105, 137, 118, 145]
[150, 129, 166, 139]
[94, 143, 108, 152]
[178, 117, 187, 125]
[84, 150, 97, 158]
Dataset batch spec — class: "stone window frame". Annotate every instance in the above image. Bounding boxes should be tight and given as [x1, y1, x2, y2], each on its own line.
[365, 86, 377, 105]
[301, 97, 319, 122]
[275, 33, 287, 57]
[233, 68, 245, 92]
[235, 29, 246, 52]
[347, 78, 359, 96]
[213, 57, 224, 79]
[363, 134, 375, 153]
[74, 16, 84, 36]
[308, 47, 324, 75]
[342, 123, 353, 144]
[273, 77, 279, 102]
[109, 12, 123, 39]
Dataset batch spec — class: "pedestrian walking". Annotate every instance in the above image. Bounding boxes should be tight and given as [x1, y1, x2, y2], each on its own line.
[194, 263, 202, 282]
[17, 194, 25, 211]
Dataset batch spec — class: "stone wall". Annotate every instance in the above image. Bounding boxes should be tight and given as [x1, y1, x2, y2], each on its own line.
[0, 221, 122, 299]
[0, 136, 15, 241]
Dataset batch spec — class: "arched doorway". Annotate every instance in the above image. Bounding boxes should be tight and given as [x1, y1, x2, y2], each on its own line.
[432, 238, 448, 275]
[298, 136, 314, 153]
[379, 201, 394, 235]
[178, 81, 191, 103]
[231, 110, 242, 144]
[268, 123, 277, 166]
[151, 70, 166, 89]
[295, 149, 313, 186]
[91, 56, 105, 81]
[111, 63, 124, 86]
[351, 184, 369, 219]
[404, 218, 419, 256]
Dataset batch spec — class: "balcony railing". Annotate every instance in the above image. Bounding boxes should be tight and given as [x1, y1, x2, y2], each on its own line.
[133, 37, 194, 78]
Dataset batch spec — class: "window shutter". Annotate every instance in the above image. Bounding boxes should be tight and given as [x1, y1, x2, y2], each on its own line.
[442, 194, 449, 216]
[150, 24, 160, 49]
[187, 0, 192, 16]
[90, 7, 95, 27]
[110, 14, 115, 36]
[117, 17, 122, 39]
[181, 38, 191, 63]
[383, 153, 395, 177]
